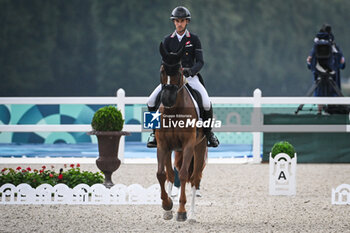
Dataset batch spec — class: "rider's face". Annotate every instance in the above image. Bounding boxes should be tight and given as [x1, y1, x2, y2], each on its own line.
[173, 18, 188, 35]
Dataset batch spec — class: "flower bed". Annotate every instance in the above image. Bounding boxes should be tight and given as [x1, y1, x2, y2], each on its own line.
[0, 164, 162, 205]
[0, 164, 104, 188]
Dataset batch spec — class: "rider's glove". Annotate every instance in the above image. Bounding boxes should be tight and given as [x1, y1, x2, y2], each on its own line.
[183, 68, 193, 77]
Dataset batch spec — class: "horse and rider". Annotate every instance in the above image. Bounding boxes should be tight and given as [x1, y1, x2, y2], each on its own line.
[147, 6, 220, 148]
[147, 6, 220, 222]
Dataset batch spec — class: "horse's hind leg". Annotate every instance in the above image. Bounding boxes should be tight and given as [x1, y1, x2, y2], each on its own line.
[189, 140, 207, 222]
[191, 140, 207, 188]
[156, 148, 173, 220]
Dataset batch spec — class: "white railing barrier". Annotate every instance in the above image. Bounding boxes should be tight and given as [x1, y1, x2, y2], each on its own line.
[0, 183, 161, 205]
[1, 88, 350, 163]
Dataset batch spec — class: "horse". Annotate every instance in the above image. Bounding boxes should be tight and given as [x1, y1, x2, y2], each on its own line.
[156, 42, 207, 222]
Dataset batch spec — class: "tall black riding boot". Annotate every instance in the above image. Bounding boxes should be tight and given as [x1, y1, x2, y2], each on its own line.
[146, 106, 157, 148]
[203, 106, 220, 147]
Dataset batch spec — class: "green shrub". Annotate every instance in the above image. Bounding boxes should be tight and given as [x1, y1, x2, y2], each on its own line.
[91, 106, 124, 131]
[271, 141, 295, 158]
[0, 164, 104, 188]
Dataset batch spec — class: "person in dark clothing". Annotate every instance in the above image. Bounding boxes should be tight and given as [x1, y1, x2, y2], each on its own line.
[147, 6, 219, 148]
[306, 24, 345, 114]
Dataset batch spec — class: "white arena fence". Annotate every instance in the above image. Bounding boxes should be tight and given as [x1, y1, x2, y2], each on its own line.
[0, 88, 350, 164]
[0, 183, 161, 205]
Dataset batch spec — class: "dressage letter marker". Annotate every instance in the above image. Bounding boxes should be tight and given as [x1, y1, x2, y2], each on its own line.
[332, 184, 350, 205]
[269, 153, 297, 195]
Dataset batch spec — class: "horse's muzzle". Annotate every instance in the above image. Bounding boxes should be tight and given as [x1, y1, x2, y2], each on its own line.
[161, 84, 178, 108]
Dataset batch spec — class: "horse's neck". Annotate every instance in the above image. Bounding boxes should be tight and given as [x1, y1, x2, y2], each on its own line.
[162, 87, 191, 114]
[176, 86, 192, 108]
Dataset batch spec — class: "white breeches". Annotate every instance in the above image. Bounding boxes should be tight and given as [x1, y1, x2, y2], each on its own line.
[147, 75, 211, 111]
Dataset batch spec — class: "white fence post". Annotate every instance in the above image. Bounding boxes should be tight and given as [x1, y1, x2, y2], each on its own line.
[252, 88, 262, 163]
[116, 88, 126, 163]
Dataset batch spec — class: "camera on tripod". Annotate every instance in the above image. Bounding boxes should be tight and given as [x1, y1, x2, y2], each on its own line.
[296, 25, 348, 115]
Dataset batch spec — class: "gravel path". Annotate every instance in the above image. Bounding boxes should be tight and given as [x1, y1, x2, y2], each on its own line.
[1, 163, 350, 232]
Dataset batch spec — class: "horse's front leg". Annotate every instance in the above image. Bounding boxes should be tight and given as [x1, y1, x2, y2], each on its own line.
[165, 152, 175, 196]
[177, 145, 194, 222]
[156, 147, 173, 220]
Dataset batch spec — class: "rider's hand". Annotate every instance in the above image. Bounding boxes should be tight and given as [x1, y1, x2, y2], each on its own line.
[341, 57, 345, 64]
[183, 68, 192, 77]
[306, 56, 312, 64]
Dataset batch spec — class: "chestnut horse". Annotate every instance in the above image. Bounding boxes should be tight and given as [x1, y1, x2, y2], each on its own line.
[156, 42, 207, 222]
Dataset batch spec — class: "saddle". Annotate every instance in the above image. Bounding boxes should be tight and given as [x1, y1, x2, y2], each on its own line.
[184, 83, 204, 120]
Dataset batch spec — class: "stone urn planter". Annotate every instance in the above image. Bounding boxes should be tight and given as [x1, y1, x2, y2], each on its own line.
[88, 106, 130, 188]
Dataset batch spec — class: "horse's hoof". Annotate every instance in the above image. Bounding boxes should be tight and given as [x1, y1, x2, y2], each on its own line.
[176, 212, 187, 222]
[162, 197, 173, 211]
[188, 218, 197, 224]
[163, 210, 173, 220]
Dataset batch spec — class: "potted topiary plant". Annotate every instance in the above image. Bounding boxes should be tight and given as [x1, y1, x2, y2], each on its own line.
[271, 141, 296, 159]
[88, 106, 130, 188]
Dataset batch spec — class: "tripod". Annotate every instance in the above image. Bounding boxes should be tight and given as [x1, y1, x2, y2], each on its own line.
[295, 71, 343, 114]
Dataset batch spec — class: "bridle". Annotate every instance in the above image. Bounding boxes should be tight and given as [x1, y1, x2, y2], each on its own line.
[161, 60, 187, 93]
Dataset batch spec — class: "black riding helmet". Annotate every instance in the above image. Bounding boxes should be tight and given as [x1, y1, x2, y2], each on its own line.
[170, 6, 191, 21]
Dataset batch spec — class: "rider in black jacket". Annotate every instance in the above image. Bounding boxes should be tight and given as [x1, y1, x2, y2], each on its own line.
[147, 6, 219, 148]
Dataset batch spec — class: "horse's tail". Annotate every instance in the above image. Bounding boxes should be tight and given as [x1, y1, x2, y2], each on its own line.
[175, 152, 197, 182]
[174, 152, 194, 183]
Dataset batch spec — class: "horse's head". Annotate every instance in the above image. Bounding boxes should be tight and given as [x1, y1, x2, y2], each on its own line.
[159, 42, 185, 108]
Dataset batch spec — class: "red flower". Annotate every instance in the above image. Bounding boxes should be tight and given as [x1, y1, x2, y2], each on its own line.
[1, 168, 7, 172]
[26, 167, 31, 172]
[39, 170, 44, 174]
[58, 174, 63, 180]
[16, 166, 21, 171]
[70, 164, 74, 168]
[22, 169, 26, 173]
[42, 166, 46, 170]
[49, 174, 54, 178]
[77, 164, 80, 168]
[34, 169, 38, 173]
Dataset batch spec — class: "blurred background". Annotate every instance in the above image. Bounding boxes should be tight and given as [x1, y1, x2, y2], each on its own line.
[1, 0, 350, 97]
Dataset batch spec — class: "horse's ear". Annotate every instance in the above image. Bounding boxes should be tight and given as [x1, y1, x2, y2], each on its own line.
[159, 42, 168, 59]
[176, 44, 185, 59]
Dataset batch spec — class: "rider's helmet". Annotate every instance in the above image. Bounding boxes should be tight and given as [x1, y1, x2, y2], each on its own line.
[170, 6, 191, 21]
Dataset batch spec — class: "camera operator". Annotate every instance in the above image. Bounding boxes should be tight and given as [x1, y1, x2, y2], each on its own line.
[306, 24, 345, 114]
